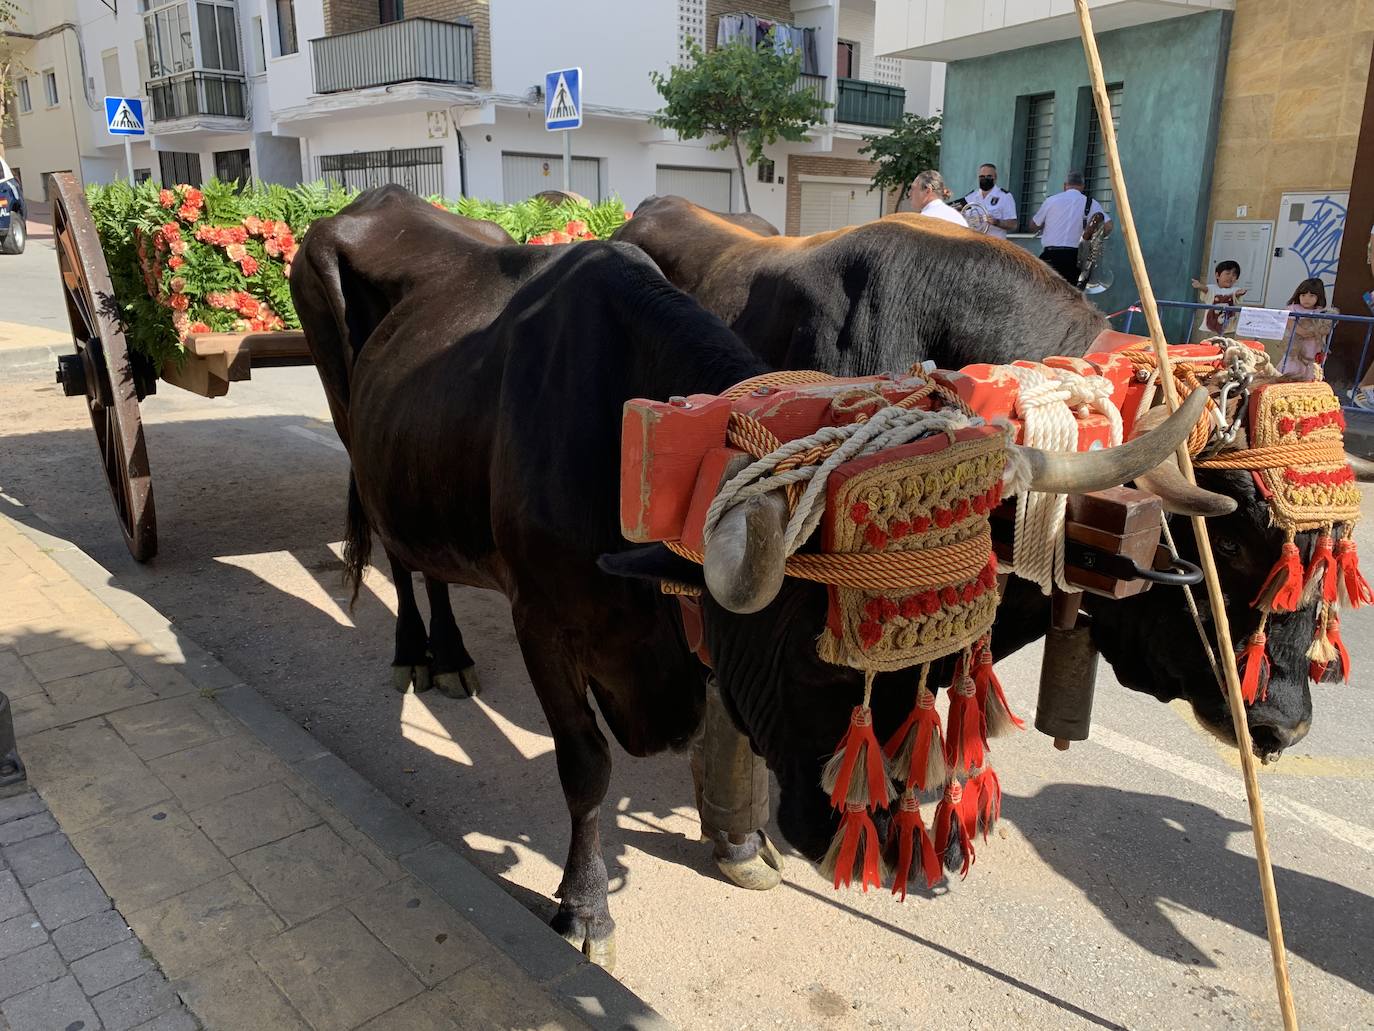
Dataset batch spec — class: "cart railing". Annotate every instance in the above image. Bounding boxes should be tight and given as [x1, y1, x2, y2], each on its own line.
[1115, 299, 1374, 408]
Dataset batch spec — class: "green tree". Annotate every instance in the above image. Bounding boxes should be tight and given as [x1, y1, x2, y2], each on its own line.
[859, 112, 942, 205]
[0, 0, 21, 158]
[650, 36, 829, 212]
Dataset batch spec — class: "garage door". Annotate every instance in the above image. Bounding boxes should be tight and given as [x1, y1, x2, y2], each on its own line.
[655, 165, 732, 212]
[798, 178, 882, 235]
[502, 152, 602, 202]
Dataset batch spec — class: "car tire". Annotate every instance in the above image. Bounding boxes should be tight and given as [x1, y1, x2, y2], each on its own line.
[1, 213, 26, 255]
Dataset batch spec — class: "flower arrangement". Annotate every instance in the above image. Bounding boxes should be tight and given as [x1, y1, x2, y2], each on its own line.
[88, 179, 632, 368]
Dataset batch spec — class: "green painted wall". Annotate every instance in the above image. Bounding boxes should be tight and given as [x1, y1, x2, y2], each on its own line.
[939, 11, 1232, 336]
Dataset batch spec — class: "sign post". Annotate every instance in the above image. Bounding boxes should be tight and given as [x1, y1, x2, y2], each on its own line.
[544, 67, 583, 194]
[104, 96, 146, 185]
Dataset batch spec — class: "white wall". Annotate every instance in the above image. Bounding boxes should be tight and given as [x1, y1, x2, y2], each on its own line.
[260, 0, 322, 118]
[489, 0, 678, 114]
[838, 0, 877, 81]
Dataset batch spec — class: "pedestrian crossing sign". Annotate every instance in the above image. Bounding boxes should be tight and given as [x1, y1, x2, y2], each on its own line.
[104, 96, 145, 136]
[544, 68, 582, 131]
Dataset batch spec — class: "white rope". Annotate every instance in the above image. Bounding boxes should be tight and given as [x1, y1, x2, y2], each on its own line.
[703, 403, 997, 558]
[1008, 364, 1123, 594]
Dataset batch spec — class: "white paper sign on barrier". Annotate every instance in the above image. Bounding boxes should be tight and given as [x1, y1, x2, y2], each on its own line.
[1235, 306, 1293, 340]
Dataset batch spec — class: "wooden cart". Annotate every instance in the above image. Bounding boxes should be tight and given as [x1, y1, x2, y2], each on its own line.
[49, 172, 313, 562]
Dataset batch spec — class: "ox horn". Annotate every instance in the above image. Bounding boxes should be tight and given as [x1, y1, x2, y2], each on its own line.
[703, 489, 790, 614]
[1129, 403, 1237, 516]
[1013, 388, 1212, 496]
[1346, 452, 1374, 482]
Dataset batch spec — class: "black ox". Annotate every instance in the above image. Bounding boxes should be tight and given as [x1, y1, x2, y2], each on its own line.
[293, 187, 1208, 964]
[613, 195, 1318, 760]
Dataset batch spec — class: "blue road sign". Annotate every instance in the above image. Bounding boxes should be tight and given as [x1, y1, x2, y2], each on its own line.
[104, 96, 145, 136]
[545, 68, 582, 131]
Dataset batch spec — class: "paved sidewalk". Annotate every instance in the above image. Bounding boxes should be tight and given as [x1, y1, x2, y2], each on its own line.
[0, 506, 669, 1031]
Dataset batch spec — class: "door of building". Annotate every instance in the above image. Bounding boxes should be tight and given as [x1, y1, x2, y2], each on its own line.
[798, 177, 881, 235]
[501, 153, 601, 202]
[655, 166, 731, 212]
[1264, 190, 1348, 308]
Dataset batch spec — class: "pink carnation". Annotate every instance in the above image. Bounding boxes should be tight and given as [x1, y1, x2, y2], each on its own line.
[225, 243, 247, 261]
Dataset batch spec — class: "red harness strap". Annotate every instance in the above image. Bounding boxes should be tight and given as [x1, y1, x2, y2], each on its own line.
[677, 595, 712, 668]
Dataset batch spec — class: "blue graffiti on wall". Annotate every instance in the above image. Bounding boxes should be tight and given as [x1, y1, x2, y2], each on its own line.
[1290, 195, 1346, 285]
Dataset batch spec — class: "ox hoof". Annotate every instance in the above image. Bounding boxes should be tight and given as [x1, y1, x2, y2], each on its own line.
[555, 918, 616, 971]
[435, 666, 481, 699]
[391, 664, 432, 694]
[715, 832, 785, 891]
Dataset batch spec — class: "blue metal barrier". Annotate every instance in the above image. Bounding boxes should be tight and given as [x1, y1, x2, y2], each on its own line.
[1114, 299, 1374, 410]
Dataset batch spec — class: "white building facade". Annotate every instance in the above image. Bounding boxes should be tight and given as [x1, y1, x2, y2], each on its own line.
[3, 0, 944, 235]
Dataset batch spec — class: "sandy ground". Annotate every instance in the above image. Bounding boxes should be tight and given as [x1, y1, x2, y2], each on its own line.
[1, 230, 1372, 1028]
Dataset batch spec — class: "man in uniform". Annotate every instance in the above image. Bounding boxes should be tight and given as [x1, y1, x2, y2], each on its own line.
[962, 163, 1018, 240]
[1032, 170, 1110, 284]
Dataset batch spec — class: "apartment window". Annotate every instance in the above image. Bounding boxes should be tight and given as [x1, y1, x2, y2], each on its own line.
[1077, 83, 1123, 220]
[274, 0, 298, 57]
[135, 167, 153, 184]
[43, 70, 60, 107]
[197, 2, 242, 72]
[16, 77, 31, 114]
[144, 1, 195, 78]
[836, 40, 856, 79]
[1014, 92, 1055, 232]
[249, 16, 267, 74]
[214, 148, 251, 187]
[757, 157, 775, 183]
[379, 0, 404, 23]
[158, 150, 203, 187]
[102, 49, 124, 96]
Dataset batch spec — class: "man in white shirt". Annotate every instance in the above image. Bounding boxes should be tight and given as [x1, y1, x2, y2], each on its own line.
[907, 170, 968, 228]
[1032, 171, 1110, 284]
[961, 163, 1018, 239]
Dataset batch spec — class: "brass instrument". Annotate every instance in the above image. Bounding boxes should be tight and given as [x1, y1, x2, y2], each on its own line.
[1076, 210, 1114, 293]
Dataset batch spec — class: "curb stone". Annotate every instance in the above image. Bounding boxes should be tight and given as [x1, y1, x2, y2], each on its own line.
[2, 505, 675, 1031]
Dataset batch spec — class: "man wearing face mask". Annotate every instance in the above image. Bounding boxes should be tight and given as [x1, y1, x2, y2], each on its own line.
[961, 163, 1018, 240]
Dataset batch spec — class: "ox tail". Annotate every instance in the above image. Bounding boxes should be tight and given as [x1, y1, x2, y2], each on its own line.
[343, 473, 372, 609]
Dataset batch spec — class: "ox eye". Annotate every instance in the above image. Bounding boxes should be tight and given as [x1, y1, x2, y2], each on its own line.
[1214, 538, 1239, 558]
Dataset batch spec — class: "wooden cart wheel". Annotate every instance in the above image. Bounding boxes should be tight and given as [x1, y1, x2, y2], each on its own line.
[50, 173, 158, 562]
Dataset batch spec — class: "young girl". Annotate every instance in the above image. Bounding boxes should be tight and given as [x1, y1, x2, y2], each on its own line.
[1279, 277, 1337, 381]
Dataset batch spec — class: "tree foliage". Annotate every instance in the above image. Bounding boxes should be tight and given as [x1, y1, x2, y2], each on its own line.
[650, 35, 829, 211]
[858, 112, 942, 204]
[0, 0, 23, 150]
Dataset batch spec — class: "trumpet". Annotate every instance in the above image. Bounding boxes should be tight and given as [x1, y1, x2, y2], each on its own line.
[1077, 211, 1114, 294]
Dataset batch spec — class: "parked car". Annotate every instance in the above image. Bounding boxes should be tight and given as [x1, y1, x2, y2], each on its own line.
[0, 158, 26, 254]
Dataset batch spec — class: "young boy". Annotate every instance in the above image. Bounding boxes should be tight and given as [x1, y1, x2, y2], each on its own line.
[1192, 260, 1248, 336]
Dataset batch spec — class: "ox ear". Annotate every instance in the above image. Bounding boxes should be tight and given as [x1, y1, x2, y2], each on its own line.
[598, 545, 706, 589]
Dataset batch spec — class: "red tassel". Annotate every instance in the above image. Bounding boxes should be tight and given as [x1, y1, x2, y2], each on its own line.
[883, 683, 946, 791]
[1328, 610, 1352, 683]
[1303, 533, 1338, 606]
[973, 641, 1023, 737]
[821, 803, 883, 891]
[943, 667, 985, 776]
[1238, 632, 1270, 705]
[1336, 537, 1373, 609]
[885, 793, 941, 899]
[972, 767, 1002, 841]
[933, 780, 977, 879]
[1252, 541, 1303, 613]
[821, 705, 893, 810]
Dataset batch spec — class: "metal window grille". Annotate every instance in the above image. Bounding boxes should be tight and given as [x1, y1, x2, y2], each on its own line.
[158, 150, 203, 187]
[1017, 93, 1054, 232]
[318, 147, 444, 197]
[214, 148, 251, 188]
[1083, 83, 1122, 219]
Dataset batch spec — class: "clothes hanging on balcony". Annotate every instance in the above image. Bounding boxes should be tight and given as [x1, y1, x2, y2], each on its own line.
[716, 13, 818, 74]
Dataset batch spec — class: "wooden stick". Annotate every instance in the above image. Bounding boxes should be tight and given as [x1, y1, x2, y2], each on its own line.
[1072, 3, 1299, 1028]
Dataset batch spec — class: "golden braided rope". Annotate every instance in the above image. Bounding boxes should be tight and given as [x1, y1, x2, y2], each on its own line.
[665, 529, 992, 591]
[1194, 441, 1349, 470]
[1118, 349, 1216, 455]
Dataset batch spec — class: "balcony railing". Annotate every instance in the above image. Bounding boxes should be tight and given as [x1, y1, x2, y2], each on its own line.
[836, 78, 905, 128]
[794, 72, 825, 105]
[147, 71, 247, 123]
[312, 17, 474, 94]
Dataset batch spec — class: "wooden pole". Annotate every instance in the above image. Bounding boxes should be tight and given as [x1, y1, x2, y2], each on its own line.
[1071, 3, 1299, 1028]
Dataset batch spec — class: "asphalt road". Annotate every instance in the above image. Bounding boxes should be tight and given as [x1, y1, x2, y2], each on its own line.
[2, 232, 1373, 1029]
